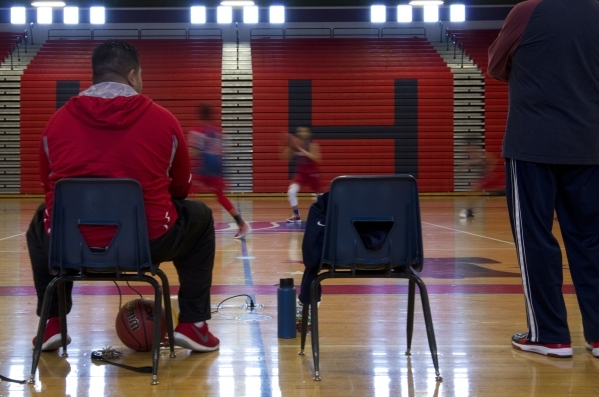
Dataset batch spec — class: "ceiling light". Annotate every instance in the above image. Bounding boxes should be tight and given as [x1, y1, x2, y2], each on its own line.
[450, 4, 466, 22]
[409, 0, 443, 5]
[220, 1, 254, 6]
[244, 6, 259, 23]
[11, 7, 26, 24]
[397, 5, 412, 23]
[270, 6, 285, 23]
[191, 6, 206, 24]
[217, 6, 233, 23]
[31, 1, 65, 7]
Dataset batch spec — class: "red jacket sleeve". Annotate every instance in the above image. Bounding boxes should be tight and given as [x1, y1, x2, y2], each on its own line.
[488, 0, 541, 82]
[168, 124, 191, 200]
[38, 136, 51, 193]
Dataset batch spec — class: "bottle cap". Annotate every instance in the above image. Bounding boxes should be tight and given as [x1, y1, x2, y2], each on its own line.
[279, 278, 294, 288]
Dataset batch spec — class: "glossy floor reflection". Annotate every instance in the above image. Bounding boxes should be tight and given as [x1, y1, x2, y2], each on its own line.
[0, 196, 598, 396]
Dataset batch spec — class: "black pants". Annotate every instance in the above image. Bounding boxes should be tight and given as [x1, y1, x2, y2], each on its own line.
[26, 199, 215, 323]
[505, 158, 599, 344]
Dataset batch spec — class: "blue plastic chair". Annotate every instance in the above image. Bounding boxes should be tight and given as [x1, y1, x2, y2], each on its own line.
[298, 175, 442, 382]
[29, 178, 176, 385]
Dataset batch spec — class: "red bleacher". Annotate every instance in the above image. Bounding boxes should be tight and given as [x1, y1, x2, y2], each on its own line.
[251, 38, 454, 193]
[448, 29, 507, 184]
[20, 39, 222, 194]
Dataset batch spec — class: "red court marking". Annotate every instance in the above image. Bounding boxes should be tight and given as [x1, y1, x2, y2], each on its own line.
[0, 284, 576, 296]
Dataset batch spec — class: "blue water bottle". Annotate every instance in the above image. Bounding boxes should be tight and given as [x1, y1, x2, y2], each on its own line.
[277, 278, 297, 339]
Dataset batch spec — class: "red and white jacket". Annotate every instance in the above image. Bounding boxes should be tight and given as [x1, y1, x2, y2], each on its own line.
[39, 82, 191, 241]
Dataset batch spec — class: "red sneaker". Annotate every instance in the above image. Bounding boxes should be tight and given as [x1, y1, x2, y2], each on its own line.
[586, 341, 599, 358]
[32, 316, 71, 351]
[173, 322, 219, 352]
[286, 214, 301, 223]
[511, 332, 572, 358]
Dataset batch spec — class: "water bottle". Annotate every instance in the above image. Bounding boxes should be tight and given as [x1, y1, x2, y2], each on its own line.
[277, 278, 296, 339]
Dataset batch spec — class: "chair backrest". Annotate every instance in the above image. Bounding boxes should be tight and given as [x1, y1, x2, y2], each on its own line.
[49, 178, 153, 275]
[321, 175, 424, 272]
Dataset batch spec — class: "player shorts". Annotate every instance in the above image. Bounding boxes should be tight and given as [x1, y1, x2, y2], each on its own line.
[293, 172, 320, 192]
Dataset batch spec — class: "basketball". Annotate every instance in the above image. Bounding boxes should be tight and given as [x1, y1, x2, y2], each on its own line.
[115, 298, 166, 352]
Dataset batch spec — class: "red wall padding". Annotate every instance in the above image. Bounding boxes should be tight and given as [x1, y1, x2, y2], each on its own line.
[251, 38, 454, 193]
[20, 39, 222, 194]
[448, 29, 507, 185]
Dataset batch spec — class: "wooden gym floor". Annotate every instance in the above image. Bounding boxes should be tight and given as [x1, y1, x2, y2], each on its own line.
[0, 195, 598, 397]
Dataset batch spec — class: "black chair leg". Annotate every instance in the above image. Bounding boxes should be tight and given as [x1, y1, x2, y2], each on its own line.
[156, 269, 176, 358]
[310, 275, 324, 381]
[144, 275, 162, 385]
[29, 277, 62, 384]
[298, 303, 310, 355]
[406, 279, 416, 356]
[411, 274, 443, 382]
[58, 282, 69, 357]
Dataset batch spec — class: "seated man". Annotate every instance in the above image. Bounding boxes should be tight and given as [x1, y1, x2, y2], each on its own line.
[26, 40, 219, 353]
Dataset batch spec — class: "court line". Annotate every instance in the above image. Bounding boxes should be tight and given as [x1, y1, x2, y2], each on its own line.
[0, 232, 25, 242]
[422, 222, 514, 245]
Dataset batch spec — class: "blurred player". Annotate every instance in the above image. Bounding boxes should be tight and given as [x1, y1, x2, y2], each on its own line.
[459, 149, 505, 218]
[188, 103, 250, 239]
[282, 126, 322, 223]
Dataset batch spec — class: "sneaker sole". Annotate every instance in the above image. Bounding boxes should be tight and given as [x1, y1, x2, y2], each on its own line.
[512, 341, 573, 358]
[173, 332, 219, 352]
[585, 342, 599, 358]
[37, 334, 72, 351]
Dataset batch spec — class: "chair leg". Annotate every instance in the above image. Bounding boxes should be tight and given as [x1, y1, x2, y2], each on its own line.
[143, 275, 163, 385]
[411, 275, 443, 382]
[405, 279, 416, 356]
[29, 277, 61, 384]
[58, 282, 69, 358]
[156, 269, 176, 358]
[298, 303, 310, 355]
[309, 278, 322, 381]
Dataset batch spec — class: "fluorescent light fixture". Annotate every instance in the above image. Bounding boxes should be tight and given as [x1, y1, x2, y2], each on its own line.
[190, 6, 206, 24]
[31, 1, 65, 6]
[397, 5, 412, 22]
[423, 5, 439, 22]
[409, 0, 443, 5]
[450, 4, 466, 22]
[63, 6, 78, 24]
[37, 7, 52, 24]
[10, 7, 26, 24]
[217, 6, 232, 23]
[270, 6, 285, 23]
[370, 5, 386, 23]
[244, 6, 259, 23]
[90, 7, 105, 24]
[221, 1, 254, 5]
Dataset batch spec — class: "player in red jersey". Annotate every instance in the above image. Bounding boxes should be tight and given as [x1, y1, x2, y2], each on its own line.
[283, 126, 322, 223]
[188, 104, 250, 238]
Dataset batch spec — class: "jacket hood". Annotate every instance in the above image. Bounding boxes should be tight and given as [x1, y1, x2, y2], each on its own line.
[64, 94, 153, 130]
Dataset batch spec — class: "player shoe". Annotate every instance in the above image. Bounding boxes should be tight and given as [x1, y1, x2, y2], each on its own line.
[32, 316, 72, 351]
[173, 322, 220, 352]
[234, 222, 251, 239]
[586, 341, 599, 358]
[286, 214, 301, 223]
[459, 208, 474, 218]
[511, 332, 572, 358]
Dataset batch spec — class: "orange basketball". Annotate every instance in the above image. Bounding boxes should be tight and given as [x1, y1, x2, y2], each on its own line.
[115, 298, 166, 352]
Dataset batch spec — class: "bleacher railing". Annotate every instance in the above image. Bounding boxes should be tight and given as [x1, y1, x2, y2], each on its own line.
[47, 28, 223, 40]
[445, 28, 466, 68]
[5, 30, 28, 70]
[250, 27, 426, 39]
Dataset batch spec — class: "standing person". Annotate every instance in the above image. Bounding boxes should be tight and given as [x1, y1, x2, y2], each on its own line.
[488, 0, 599, 358]
[27, 40, 219, 353]
[188, 103, 250, 239]
[283, 126, 322, 223]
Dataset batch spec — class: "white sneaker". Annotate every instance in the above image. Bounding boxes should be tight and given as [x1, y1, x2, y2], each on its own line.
[234, 222, 251, 239]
